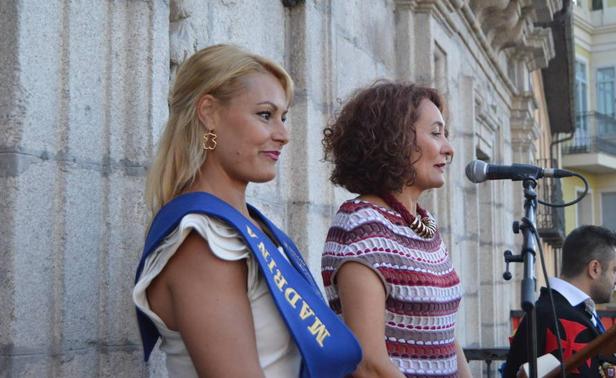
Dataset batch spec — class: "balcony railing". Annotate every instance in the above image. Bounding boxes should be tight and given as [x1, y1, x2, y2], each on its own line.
[463, 348, 508, 378]
[535, 159, 566, 248]
[563, 112, 616, 156]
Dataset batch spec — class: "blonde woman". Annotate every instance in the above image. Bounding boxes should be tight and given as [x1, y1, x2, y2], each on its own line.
[133, 45, 360, 378]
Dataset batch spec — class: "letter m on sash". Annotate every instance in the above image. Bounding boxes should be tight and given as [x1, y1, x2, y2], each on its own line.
[307, 317, 331, 348]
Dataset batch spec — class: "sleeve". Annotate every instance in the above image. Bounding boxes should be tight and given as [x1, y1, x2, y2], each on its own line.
[503, 309, 550, 378]
[321, 207, 391, 299]
[133, 213, 255, 329]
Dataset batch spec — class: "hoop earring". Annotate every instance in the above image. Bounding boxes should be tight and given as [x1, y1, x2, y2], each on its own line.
[202, 130, 217, 150]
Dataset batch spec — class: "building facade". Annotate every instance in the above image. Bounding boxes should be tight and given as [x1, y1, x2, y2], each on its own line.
[0, 0, 572, 376]
[558, 0, 616, 307]
[565, 0, 616, 235]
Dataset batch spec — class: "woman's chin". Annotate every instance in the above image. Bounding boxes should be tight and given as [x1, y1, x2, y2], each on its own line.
[249, 172, 277, 184]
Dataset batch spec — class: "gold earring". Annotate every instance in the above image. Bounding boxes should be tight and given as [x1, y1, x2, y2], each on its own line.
[202, 130, 217, 150]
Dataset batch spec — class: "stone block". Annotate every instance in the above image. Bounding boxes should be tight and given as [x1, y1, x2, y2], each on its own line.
[59, 169, 104, 347]
[62, 2, 108, 161]
[103, 172, 147, 345]
[248, 194, 286, 228]
[0, 0, 23, 150]
[191, 2, 287, 60]
[13, 1, 64, 153]
[107, 2, 162, 165]
[0, 177, 17, 348]
[11, 160, 59, 349]
[331, 0, 395, 72]
[304, 206, 335, 287]
[3, 354, 53, 378]
[99, 348, 149, 378]
[54, 348, 98, 377]
[334, 34, 386, 100]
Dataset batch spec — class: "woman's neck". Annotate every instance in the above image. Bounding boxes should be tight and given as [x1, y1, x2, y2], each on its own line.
[187, 165, 249, 218]
[391, 187, 422, 216]
[358, 187, 422, 216]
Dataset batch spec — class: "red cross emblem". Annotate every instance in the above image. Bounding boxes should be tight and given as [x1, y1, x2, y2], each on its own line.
[544, 318, 592, 374]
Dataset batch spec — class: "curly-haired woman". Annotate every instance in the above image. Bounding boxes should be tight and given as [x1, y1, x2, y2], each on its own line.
[321, 81, 471, 378]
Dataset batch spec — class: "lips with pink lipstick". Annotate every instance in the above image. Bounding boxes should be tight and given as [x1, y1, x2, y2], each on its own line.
[434, 163, 447, 172]
[262, 150, 281, 161]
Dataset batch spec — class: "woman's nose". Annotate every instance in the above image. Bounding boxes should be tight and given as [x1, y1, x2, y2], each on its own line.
[273, 119, 289, 146]
[443, 138, 454, 162]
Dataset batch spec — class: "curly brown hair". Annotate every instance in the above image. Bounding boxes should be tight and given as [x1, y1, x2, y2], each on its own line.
[322, 81, 444, 195]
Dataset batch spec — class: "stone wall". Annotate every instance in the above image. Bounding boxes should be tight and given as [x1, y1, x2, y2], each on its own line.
[0, 1, 561, 376]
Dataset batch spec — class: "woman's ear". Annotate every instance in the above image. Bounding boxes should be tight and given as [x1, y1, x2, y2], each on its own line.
[197, 94, 217, 129]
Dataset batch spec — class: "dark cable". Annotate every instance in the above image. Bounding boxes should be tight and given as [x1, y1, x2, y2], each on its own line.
[538, 172, 588, 207]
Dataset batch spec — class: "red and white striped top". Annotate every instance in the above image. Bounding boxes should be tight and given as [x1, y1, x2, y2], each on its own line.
[321, 199, 462, 378]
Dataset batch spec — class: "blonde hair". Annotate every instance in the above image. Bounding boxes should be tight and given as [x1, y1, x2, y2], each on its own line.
[145, 44, 294, 217]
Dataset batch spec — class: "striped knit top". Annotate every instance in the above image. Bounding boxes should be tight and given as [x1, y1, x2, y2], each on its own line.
[321, 199, 462, 378]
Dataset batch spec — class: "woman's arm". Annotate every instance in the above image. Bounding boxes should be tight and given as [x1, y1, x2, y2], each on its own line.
[148, 231, 265, 378]
[455, 339, 472, 378]
[336, 261, 405, 378]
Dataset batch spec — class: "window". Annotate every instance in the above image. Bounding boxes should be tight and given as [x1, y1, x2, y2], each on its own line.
[434, 44, 447, 95]
[577, 189, 593, 226]
[597, 67, 616, 134]
[575, 61, 588, 145]
[602, 192, 616, 231]
[592, 0, 603, 10]
[597, 67, 614, 116]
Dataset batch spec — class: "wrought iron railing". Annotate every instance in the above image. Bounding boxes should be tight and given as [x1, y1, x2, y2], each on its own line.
[464, 348, 508, 378]
[563, 112, 616, 156]
[535, 159, 566, 248]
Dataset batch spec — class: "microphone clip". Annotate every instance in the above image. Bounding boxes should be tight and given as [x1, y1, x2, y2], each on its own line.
[503, 250, 523, 280]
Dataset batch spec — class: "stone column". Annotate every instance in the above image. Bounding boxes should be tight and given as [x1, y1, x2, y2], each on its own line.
[0, 1, 169, 376]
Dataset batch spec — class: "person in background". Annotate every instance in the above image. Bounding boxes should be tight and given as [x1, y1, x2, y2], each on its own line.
[321, 81, 472, 378]
[133, 44, 360, 378]
[504, 225, 616, 377]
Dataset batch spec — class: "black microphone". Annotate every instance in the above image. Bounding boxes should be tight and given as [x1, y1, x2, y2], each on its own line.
[465, 160, 574, 183]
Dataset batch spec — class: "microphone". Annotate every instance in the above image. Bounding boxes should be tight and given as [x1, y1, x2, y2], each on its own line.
[465, 160, 574, 183]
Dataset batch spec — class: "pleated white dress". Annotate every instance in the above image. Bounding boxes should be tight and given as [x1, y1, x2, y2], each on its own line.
[133, 214, 301, 377]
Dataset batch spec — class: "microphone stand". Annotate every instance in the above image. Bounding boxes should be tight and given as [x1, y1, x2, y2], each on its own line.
[504, 178, 539, 378]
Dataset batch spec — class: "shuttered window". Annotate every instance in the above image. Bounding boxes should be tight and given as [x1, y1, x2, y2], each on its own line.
[601, 192, 616, 231]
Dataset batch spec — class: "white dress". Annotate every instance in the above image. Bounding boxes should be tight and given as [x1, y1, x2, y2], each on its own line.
[133, 214, 301, 377]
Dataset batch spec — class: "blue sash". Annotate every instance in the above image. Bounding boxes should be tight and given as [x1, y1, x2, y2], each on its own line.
[135, 192, 361, 378]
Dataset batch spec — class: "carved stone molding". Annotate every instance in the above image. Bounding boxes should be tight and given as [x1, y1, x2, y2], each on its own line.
[474, 94, 500, 160]
[467, 0, 558, 70]
[469, 0, 516, 30]
[450, 0, 468, 10]
[281, 0, 304, 7]
[515, 27, 554, 71]
[510, 92, 540, 158]
[533, 0, 562, 25]
[170, 0, 198, 77]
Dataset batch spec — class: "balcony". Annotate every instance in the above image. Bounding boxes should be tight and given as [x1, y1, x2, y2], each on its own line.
[562, 112, 616, 173]
[535, 159, 566, 248]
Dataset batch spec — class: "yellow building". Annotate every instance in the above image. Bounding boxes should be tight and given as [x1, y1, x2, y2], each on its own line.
[566, 0, 616, 233]
[563, 0, 616, 306]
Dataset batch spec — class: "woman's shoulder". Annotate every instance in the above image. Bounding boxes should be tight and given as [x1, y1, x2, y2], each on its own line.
[334, 198, 402, 228]
[176, 213, 250, 261]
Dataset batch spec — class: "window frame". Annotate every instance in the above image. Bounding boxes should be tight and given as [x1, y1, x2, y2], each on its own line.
[596, 66, 615, 117]
[576, 186, 594, 227]
[599, 189, 616, 230]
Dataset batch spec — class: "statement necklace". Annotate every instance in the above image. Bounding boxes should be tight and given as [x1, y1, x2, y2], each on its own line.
[380, 193, 437, 239]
